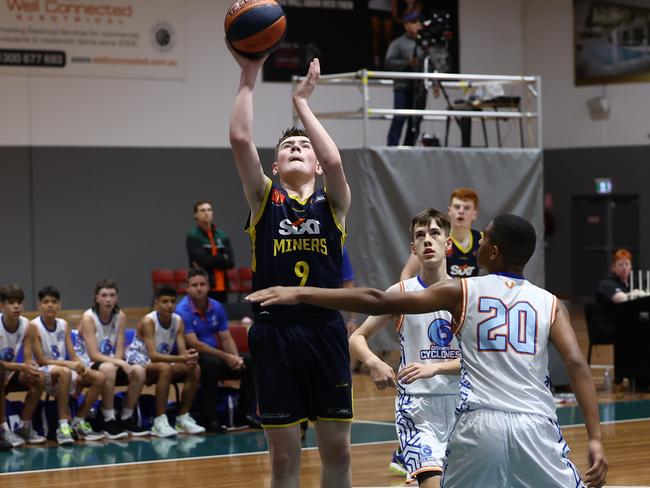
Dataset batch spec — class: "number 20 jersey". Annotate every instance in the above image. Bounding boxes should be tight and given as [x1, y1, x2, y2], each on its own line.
[246, 181, 344, 323]
[455, 274, 559, 419]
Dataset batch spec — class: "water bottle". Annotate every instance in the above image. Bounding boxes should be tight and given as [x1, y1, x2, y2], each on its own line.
[603, 367, 613, 393]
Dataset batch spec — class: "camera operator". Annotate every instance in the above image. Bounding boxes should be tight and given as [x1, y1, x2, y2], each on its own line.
[385, 11, 425, 146]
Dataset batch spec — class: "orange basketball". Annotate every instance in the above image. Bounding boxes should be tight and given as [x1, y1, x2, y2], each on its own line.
[225, 0, 287, 58]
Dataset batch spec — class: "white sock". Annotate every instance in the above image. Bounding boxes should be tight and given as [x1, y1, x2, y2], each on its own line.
[1, 422, 9, 431]
[72, 417, 83, 425]
[121, 408, 134, 421]
[58, 419, 69, 428]
[154, 414, 167, 424]
[177, 412, 189, 420]
[102, 409, 115, 421]
[20, 420, 31, 428]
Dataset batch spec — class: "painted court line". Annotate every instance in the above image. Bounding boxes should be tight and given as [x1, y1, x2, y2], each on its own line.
[0, 439, 399, 477]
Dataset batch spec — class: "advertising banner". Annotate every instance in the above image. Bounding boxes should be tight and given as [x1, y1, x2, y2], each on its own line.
[0, 0, 184, 80]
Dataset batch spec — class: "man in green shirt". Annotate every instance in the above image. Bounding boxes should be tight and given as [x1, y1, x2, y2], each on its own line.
[186, 200, 235, 302]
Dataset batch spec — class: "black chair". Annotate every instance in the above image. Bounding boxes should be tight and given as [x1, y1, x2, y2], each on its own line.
[584, 302, 614, 364]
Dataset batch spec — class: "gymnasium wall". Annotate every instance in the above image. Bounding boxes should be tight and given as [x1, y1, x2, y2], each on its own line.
[2, 0, 648, 150]
[0, 147, 542, 310]
[523, 0, 650, 149]
[544, 145, 650, 297]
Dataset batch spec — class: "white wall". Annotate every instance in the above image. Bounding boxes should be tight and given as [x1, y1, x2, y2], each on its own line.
[523, 0, 650, 148]
[1, 0, 648, 149]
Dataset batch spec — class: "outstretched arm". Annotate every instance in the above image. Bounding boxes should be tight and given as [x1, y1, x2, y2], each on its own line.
[247, 279, 463, 317]
[550, 301, 608, 488]
[228, 43, 271, 216]
[293, 58, 350, 222]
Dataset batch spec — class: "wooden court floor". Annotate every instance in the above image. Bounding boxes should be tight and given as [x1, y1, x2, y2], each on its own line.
[2, 303, 649, 487]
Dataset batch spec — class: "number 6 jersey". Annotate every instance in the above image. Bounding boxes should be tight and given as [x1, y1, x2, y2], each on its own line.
[455, 273, 559, 419]
[246, 181, 344, 323]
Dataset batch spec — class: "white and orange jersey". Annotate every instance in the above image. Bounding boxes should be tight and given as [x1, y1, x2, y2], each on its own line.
[454, 273, 558, 419]
[396, 276, 461, 396]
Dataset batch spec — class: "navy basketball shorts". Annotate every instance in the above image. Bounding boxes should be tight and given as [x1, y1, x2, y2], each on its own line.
[248, 314, 353, 427]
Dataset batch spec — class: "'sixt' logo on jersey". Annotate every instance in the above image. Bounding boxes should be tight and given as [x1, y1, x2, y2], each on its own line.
[278, 218, 321, 235]
[420, 318, 460, 360]
[449, 264, 476, 277]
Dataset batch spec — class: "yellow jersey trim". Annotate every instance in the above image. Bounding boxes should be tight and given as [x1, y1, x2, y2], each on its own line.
[262, 417, 309, 429]
[324, 188, 347, 247]
[247, 178, 273, 231]
[286, 192, 310, 205]
[246, 179, 273, 272]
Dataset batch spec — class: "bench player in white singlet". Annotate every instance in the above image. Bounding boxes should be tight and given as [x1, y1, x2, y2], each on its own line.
[27, 286, 105, 443]
[247, 214, 608, 488]
[0, 285, 45, 447]
[349, 209, 460, 488]
[74, 279, 147, 439]
[126, 284, 204, 438]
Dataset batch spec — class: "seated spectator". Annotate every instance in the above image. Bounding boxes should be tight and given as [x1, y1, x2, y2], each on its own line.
[175, 269, 260, 432]
[126, 284, 204, 438]
[592, 249, 633, 345]
[597, 249, 632, 307]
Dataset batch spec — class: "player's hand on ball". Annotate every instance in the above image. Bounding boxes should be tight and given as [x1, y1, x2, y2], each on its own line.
[246, 286, 299, 306]
[225, 38, 268, 69]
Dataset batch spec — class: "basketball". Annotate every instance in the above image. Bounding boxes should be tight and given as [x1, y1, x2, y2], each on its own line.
[225, 0, 287, 58]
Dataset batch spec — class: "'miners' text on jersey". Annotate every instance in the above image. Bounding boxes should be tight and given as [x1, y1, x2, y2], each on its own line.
[246, 182, 345, 322]
[447, 229, 481, 278]
[454, 273, 558, 419]
[396, 276, 461, 396]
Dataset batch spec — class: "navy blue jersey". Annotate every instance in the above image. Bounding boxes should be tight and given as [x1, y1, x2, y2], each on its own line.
[446, 229, 481, 278]
[246, 181, 345, 322]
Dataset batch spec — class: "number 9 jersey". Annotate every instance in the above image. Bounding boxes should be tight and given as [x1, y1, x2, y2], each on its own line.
[454, 273, 559, 419]
[246, 181, 345, 323]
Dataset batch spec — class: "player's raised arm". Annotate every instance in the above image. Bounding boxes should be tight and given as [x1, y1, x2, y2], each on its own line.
[293, 58, 351, 221]
[247, 278, 463, 317]
[550, 300, 608, 488]
[228, 43, 271, 216]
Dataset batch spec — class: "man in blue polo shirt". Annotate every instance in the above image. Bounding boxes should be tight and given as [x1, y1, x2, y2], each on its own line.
[176, 268, 259, 432]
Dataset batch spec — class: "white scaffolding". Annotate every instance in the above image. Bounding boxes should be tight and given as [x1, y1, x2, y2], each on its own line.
[292, 70, 542, 148]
